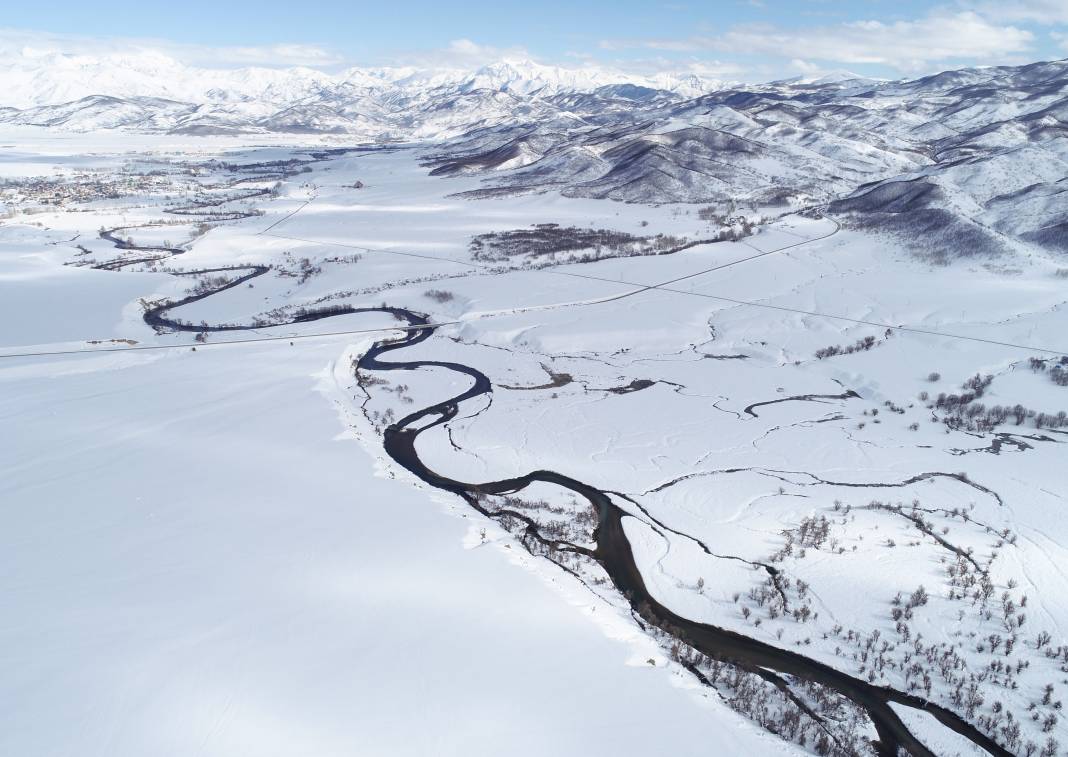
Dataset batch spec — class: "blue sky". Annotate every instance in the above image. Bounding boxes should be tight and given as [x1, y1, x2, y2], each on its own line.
[2, 0, 1067, 79]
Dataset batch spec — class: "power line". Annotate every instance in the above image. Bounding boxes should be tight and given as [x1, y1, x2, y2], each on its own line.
[266, 231, 483, 268]
[9, 205, 1064, 361]
[581, 275, 1068, 355]
[258, 199, 313, 235]
[266, 221, 1068, 356]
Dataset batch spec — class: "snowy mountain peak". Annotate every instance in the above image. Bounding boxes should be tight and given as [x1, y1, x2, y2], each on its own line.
[0, 49, 728, 110]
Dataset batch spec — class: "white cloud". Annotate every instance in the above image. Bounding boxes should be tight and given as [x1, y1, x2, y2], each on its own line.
[0, 27, 345, 68]
[0, 25, 740, 96]
[440, 38, 533, 63]
[642, 58, 745, 79]
[1055, 32, 1068, 52]
[0, 28, 540, 74]
[195, 43, 342, 67]
[600, 38, 698, 52]
[790, 58, 822, 75]
[354, 37, 534, 71]
[446, 38, 487, 57]
[565, 48, 744, 81]
[601, 11, 1035, 73]
[970, 1, 1068, 25]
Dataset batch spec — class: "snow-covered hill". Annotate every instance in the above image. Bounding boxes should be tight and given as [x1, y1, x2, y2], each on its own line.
[420, 58, 1068, 262]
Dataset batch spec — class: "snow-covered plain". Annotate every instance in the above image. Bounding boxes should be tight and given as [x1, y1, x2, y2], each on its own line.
[2, 128, 1067, 757]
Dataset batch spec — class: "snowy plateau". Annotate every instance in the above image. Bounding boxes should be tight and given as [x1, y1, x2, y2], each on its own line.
[2, 52, 1068, 757]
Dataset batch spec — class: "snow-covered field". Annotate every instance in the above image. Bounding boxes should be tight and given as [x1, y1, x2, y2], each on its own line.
[2, 129, 1067, 757]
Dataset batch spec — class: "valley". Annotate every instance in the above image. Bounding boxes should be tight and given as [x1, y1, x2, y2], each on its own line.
[3, 54, 1068, 757]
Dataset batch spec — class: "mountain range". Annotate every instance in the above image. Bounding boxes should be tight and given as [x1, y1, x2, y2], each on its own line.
[0, 52, 728, 133]
[2, 53, 1066, 262]
[418, 58, 1068, 263]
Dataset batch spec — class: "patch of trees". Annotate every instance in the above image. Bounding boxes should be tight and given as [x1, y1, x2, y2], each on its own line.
[322, 254, 361, 266]
[746, 493, 1068, 751]
[469, 223, 686, 263]
[814, 330, 892, 359]
[274, 271, 475, 318]
[638, 607, 873, 756]
[712, 224, 755, 243]
[1029, 357, 1068, 387]
[697, 206, 723, 223]
[452, 487, 873, 754]
[213, 157, 312, 181]
[276, 253, 324, 284]
[696, 206, 757, 240]
[189, 274, 235, 295]
[932, 372, 1068, 431]
[424, 288, 455, 303]
[291, 304, 352, 321]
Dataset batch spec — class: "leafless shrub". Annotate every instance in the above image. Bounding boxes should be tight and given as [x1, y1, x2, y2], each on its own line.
[424, 289, 455, 303]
